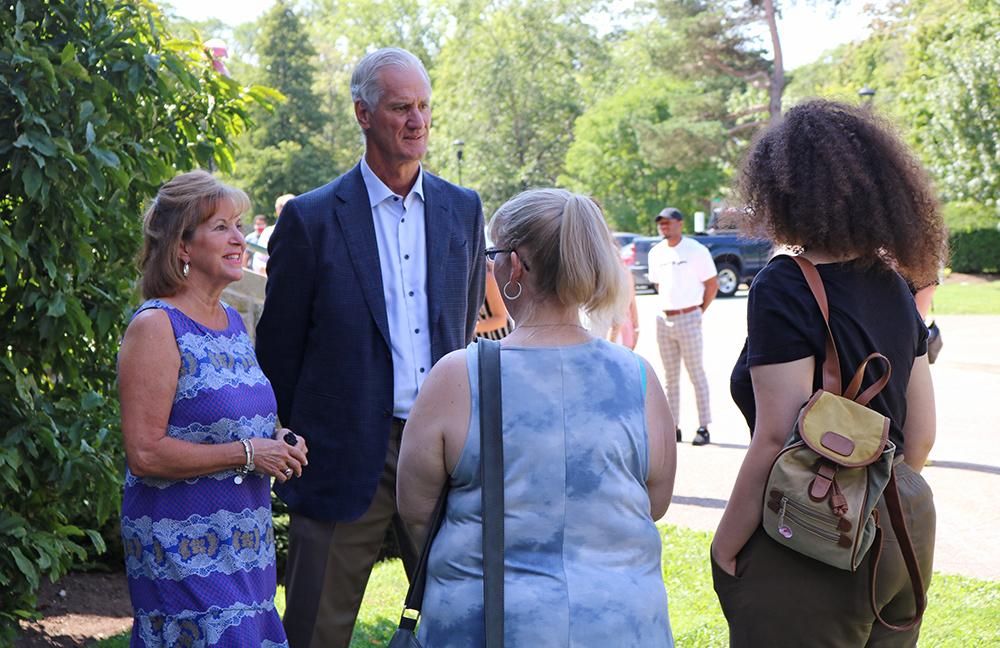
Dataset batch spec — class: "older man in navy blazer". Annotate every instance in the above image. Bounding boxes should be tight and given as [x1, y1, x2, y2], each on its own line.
[255, 47, 486, 648]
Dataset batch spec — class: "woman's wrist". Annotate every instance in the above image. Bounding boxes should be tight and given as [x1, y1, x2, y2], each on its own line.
[235, 438, 255, 483]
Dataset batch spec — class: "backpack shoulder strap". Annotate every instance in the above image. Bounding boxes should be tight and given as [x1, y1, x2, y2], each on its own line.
[788, 255, 843, 395]
[868, 467, 927, 630]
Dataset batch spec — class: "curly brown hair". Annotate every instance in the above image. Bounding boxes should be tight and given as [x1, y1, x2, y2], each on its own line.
[735, 99, 947, 288]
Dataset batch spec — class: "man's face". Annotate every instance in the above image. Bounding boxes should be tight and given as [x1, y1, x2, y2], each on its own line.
[357, 66, 431, 169]
[656, 217, 683, 243]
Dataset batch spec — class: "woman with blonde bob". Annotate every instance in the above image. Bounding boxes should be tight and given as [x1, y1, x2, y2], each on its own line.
[398, 188, 677, 646]
[118, 170, 307, 647]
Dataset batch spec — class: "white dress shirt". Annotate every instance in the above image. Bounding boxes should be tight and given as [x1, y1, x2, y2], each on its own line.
[361, 157, 431, 419]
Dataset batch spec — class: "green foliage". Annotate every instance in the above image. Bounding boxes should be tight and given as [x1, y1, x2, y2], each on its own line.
[245, 1, 324, 149]
[905, 0, 1000, 208]
[431, 0, 605, 216]
[941, 200, 999, 232]
[561, 73, 728, 233]
[948, 228, 1000, 274]
[225, 1, 332, 215]
[0, 0, 268, 641]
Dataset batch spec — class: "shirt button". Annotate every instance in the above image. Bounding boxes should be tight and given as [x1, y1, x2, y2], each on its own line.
[408, 291, 414, 296]
[419, 367, 425, 373]
[393, 196, 399, 202]
[404, 254, 409, 260]
[414, 328, 420, 334]
[401, 217, 405, 222]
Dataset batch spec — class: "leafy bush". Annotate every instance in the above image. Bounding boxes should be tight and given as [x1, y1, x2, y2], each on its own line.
[949, 228, 1000, 274]
[941, 201, 999, 232]
[0, 0, 271, 642]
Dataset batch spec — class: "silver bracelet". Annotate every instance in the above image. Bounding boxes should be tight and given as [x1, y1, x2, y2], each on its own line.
[234, 438, 255, 484]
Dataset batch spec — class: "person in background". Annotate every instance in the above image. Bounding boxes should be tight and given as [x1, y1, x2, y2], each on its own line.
[714, 99, 945, 646]
[609, 245, 640, 349]
[243, 214, 268, 269]
[117, 170, 307, 648]
[647, 207, 718, 445]
[398, 188, 676, 647]
[251, 194, 295, 276]
[912, 282, 943, 364]
[474, 257, 512, 340]
[254, 47, 485, 648]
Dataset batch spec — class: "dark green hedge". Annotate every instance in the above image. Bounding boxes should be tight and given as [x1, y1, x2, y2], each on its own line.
[949, 228, 1000, 274]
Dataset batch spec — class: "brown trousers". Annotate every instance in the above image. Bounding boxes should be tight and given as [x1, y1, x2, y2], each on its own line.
[713, 460, 936, 648]
[281, 418, 419, 648]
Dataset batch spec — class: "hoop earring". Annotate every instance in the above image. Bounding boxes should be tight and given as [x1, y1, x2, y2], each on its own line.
[183, 262, 189, 278]
[503, 280, 521, 300]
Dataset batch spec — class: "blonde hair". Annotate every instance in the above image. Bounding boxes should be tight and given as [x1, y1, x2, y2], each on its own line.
[137, 170, 250, 300]
[275, 193, 295, 216]
[488, 188, 629, 331]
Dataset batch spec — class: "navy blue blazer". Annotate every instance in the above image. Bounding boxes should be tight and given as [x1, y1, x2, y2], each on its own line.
[255, 163, 486, 522]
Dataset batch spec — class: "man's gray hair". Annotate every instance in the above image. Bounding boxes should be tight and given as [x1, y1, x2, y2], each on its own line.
[350, 47, 431, 113]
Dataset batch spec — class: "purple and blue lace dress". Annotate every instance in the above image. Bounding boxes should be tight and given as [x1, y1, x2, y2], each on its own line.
[120, 300, 287, 648]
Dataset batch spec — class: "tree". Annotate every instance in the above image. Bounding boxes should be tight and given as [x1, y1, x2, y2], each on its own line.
[226, 1, 331, 215]
[903, 0, 1000, 210]
[560, 40, 730, 232]
[646, 0, 774, 128]
[0, 0, 269, 641]
[431, 0, 605, 216]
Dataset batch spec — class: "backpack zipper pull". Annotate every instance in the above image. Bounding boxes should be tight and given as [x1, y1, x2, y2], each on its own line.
[778, 497, 793, 538]
[831, 480, 848, 516]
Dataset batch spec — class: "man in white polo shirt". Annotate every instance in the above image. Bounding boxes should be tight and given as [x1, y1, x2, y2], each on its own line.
[647, 207, 718, 446]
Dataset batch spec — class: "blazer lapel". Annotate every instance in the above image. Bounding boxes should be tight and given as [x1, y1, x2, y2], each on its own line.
[423, 174, 452, 330]
[336, 165, 391, 348]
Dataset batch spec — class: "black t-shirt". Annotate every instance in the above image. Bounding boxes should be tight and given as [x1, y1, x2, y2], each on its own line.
[730, 256, 928, 453]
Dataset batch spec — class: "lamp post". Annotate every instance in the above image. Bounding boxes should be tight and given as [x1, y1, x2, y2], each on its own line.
[858, 85, 876, 103]
[453, 139, 465, 186]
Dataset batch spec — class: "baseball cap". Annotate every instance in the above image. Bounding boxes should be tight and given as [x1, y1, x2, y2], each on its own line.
[655, 207, 684, 223]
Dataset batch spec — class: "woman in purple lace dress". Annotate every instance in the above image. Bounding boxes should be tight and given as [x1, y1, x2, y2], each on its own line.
[117, 171, 308, 647]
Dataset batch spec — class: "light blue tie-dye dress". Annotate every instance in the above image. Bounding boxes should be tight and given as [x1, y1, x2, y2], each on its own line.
[418, 338, 674, 647]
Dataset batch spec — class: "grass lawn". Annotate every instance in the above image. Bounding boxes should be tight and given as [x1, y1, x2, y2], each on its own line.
[93, 524, 1000, 647]
[933, 280, 1000, 315]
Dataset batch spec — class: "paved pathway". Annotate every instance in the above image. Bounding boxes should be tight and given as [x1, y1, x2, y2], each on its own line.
[634, 290, 1000, 582]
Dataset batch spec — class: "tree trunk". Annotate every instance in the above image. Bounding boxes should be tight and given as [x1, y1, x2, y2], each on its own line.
[763, 0, 785, 121]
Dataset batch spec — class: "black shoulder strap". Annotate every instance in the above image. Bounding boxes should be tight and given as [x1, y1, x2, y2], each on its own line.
[478, 338, 505, 647]
[397, 483, 449, 631]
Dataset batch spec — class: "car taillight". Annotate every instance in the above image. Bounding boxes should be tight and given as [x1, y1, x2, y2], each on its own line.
[621, 243, 636, 265]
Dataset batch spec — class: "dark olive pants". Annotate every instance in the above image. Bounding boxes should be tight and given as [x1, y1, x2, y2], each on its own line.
[713, 460, 935, 648]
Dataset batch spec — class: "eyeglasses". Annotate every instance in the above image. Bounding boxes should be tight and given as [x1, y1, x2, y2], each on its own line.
[485, 248, 530, 272]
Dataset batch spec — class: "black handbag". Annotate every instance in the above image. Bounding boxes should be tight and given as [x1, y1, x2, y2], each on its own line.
[926, 320, 942, 364]
[388, 338, 505, 647]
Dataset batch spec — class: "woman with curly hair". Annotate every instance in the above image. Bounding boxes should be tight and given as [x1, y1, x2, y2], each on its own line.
[713, 99, 946, 647]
